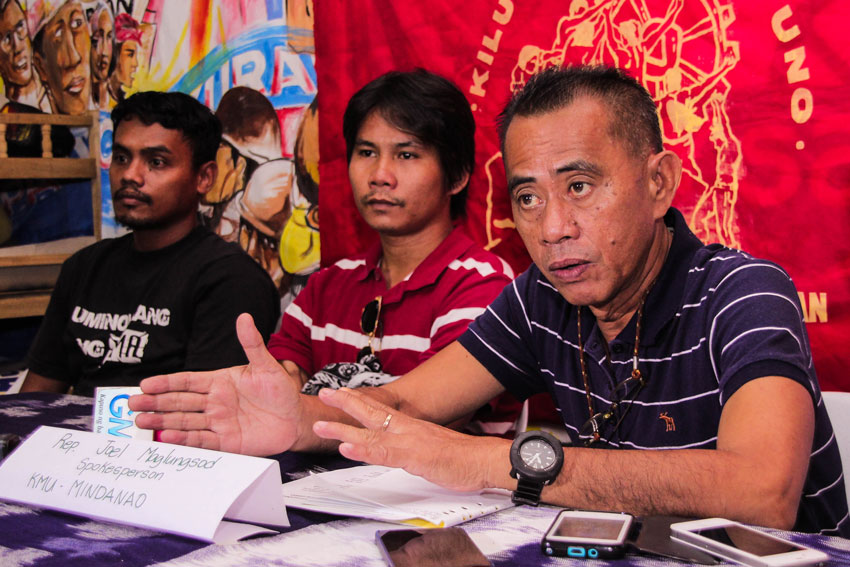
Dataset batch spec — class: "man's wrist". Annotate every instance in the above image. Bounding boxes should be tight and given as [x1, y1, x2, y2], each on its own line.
[483, 436, 514, 490]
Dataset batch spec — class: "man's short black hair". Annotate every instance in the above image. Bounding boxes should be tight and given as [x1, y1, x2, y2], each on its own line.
[111, 91, 222, 170]
[498, 65, 663, 159]
[342, 69, 475, 219]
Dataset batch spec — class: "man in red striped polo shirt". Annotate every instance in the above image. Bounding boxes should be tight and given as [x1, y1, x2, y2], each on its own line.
[266, 69, 519, 434]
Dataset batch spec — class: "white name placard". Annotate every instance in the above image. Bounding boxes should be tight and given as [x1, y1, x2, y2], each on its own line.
[0, 426, 289, 543]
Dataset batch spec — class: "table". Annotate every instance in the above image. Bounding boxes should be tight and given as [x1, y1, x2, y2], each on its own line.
[0, 393, 848, 566]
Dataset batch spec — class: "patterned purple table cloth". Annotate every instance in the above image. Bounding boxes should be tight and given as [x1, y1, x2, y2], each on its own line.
[0, 393, 848, 567]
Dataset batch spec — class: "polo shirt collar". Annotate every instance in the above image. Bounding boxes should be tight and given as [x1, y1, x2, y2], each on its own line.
[641, 207, 704, 346]
[356, 226, 475, 299]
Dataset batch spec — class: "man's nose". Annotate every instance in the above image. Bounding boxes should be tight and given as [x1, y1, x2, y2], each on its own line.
[541, 200, 579, 244]
[57, 32, 82, 69]
[369, 154, 396, 188]
[11, 31, 26, 54]
[119, 158, 144, 185]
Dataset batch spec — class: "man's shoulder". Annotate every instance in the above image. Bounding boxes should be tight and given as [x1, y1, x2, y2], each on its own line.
[63, 233, 133, 267]
[186, 230, 277, 289]
[188, 228, 249, 258]
[438, 228, 515, 282]
[456, 242, 516, 280]
[180, 229, 261, 269]
[300, 253, 371, 293]
[687, 244, 793, 289]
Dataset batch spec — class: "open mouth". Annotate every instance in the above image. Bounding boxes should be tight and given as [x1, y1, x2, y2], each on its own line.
[65, 76, 86, 95]
[548, 259, 590, 280]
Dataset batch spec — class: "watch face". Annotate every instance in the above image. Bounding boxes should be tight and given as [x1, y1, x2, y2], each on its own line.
[519, 438, 557, 471]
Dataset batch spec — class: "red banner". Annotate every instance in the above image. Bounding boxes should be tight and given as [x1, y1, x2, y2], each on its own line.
[315, 1, 850, 391]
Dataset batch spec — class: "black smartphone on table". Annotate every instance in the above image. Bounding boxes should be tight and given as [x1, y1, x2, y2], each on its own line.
[376, 527, 492, 567]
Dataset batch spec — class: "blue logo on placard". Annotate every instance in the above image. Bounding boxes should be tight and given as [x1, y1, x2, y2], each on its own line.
[107, 394, 134, 438]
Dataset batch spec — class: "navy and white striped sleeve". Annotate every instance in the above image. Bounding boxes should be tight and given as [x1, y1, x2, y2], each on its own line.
[458, 268, 547, 400]
[707, 258, 814, 403]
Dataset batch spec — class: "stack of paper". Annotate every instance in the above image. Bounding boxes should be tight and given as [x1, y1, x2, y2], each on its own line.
[281, 465, 513, 527]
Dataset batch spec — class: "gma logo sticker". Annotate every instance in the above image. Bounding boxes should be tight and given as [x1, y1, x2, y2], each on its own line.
[93, 387, 154, 440]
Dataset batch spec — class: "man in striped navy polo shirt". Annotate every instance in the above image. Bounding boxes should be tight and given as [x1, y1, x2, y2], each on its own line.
[131, 66, 847, 537]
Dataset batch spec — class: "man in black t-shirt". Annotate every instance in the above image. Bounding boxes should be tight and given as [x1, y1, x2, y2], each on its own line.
[22, 92, 279, 396]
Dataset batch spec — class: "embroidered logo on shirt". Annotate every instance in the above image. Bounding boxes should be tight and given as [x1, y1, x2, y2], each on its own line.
[659, 412, 676, 432]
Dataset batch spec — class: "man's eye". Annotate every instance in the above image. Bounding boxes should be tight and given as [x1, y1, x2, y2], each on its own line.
[516, 193, 541, 208]
[570, 182, 590, 196]
[150, 158, 166, 168]
[71, 17, 84, 30]
[357, 149, 374, 158]
[399, 152, 415, 160]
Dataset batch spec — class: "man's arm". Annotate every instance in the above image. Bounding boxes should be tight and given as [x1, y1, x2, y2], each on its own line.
[128, 314, 502, 454]
[19, 371, 71, 394]
[538, 375, 812, 528]
[314, 373, 813, 530]
[23, 256, 77, 393]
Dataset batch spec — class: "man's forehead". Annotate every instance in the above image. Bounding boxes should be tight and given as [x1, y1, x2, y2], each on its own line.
[503, 96, 614, 162]
[27, 0, 83, 40]
[114, 118, 185, 151]
[356, 111, 427, 146]
[1, 1, 23, 21]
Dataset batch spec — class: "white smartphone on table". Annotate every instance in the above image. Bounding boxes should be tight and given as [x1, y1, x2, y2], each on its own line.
[670, 518, 829, 567]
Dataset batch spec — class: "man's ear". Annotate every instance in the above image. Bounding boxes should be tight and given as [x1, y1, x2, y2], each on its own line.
[646, 150, 682, 219]
[234, 156, 247, 193]
[448, 171, 470, 196]
[196, 161, 218, 197]
[32, 50, 47, 83]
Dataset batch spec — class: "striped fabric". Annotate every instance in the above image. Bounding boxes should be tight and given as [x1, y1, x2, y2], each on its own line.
[459, 208, 849, 536]
[268, 227, 521, 432]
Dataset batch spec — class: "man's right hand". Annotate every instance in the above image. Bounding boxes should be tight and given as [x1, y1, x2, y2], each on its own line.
[128, 313, 305, 456]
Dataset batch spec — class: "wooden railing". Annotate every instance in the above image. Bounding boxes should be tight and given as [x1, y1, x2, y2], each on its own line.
[0, 111, 101, 318]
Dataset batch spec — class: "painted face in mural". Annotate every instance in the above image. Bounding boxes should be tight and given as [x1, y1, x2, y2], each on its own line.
[33, 0, 91, 114]
[504, 96, 675, 313]
[114, 39, 139, 88]
[208, 141, 247, 204]
[110, 116, 211, 231]
[90, 9, 113, 83]
[348, 111, 463, 237]
[0, 0, 32, 88]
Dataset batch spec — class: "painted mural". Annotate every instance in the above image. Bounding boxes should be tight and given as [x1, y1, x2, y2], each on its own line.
[0, 0, 318, 301]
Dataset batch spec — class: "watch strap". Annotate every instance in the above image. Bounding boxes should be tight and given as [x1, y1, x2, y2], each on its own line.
[512, 476, 545, 506]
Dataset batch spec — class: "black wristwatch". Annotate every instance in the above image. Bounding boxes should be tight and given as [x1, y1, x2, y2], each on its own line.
[509, 430, 564, 506]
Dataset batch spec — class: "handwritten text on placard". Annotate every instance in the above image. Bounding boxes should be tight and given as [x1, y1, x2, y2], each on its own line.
[0, 426, 287, 543]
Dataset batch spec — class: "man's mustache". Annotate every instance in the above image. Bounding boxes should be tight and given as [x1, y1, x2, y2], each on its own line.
[362, 193, 403, 206]
[113, 186, 152, 203]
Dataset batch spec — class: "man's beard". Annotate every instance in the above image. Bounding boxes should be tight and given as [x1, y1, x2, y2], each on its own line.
[116, 213, 164, 230]
[115, 206, 200, 231]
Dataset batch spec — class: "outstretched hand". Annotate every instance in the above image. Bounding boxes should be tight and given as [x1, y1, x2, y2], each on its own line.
[129, 313, 305, 456]
[312, 387, 511, 493]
